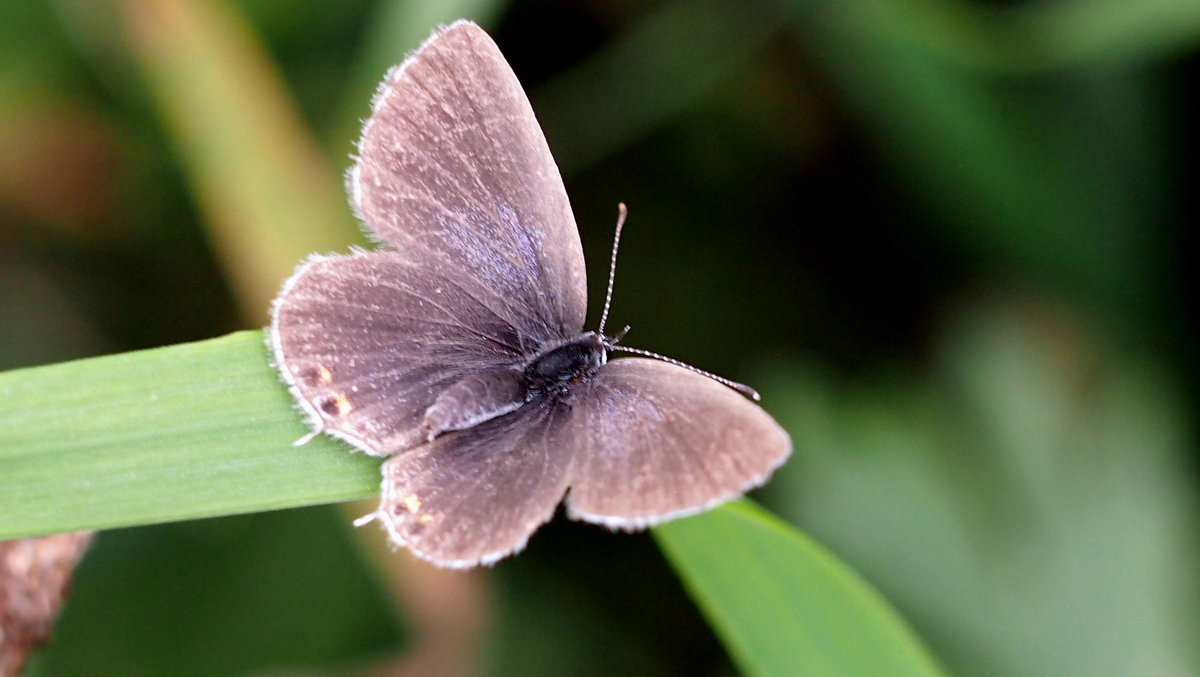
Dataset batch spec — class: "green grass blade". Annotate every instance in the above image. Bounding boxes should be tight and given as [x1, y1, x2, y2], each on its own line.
[0, 331, 378, 539]
[654, 500, 945, 677]
[2, 335, 945, 676]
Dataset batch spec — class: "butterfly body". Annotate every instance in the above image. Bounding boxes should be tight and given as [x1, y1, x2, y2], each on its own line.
[270, 21, 790, 568]
[522, 331, 608, 394]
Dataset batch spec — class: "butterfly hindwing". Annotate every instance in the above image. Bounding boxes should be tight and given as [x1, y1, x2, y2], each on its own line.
[362, 356, 792, 567]
[565, 358, 792, 527]
[371, 404, 575, 567]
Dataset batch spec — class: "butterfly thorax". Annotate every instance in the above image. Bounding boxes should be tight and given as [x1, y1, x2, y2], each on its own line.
[522, 332, 607, 394]
[420, 332, 606, 442]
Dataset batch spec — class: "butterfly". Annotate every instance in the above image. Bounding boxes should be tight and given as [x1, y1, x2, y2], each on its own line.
[269, 20, 791, 568]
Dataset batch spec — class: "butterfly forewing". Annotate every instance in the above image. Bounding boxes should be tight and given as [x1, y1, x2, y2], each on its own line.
[272, 252, 530, 455]
[350, 21, 587, 340]
[272, 21, 587, 456]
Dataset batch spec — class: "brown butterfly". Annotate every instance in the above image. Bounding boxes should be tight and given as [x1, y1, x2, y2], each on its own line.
[270, 21, 791, 568]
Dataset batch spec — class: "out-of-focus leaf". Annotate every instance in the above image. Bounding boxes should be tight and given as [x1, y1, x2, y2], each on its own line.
[328, 0, 509, 153]
[765, 299, 1199, 677]
[117, 0, 359, 323]
[783, 0, 1173, 324]
[793, 0, 1200, 73]
[338, 0, 783, 182]
[0, 331, 378, 539]
[655, 501, 945, 677]
[534, 0, 781, 176]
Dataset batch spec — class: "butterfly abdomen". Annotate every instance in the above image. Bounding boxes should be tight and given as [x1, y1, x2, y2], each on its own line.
[422, 370, 525, 440]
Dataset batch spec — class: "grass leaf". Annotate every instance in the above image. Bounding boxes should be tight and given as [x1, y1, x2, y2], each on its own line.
[655, 500, 945, 677]
[2, 334, 943, 677]
[118, 0, 360, 320]
[0, 331, 378, 539]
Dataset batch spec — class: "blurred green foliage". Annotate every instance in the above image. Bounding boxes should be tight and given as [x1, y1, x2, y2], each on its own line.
[2, 0, 1197, 675]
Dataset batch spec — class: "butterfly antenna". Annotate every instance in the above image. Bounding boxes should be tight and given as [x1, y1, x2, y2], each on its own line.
[609, 344, 762, 401]
[596, 203, 627, 337]
[595, 204, 761, 401]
